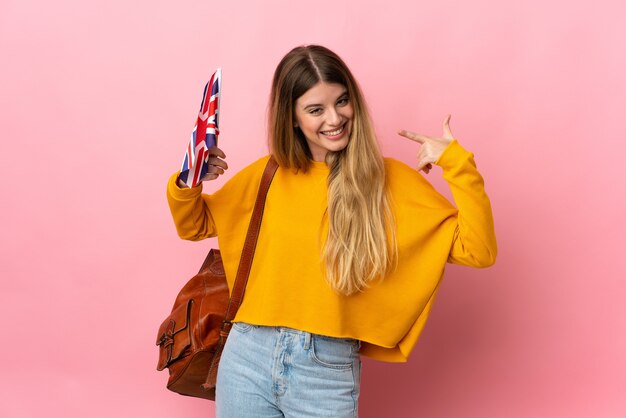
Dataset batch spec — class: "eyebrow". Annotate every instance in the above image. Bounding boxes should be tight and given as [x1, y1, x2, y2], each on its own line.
[302, 91, 349, 110]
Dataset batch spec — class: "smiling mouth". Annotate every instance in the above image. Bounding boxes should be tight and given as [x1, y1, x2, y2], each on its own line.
[320, 124, 345, 136]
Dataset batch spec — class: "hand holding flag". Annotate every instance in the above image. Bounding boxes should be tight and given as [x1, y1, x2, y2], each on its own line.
[178, 68, 225, 188]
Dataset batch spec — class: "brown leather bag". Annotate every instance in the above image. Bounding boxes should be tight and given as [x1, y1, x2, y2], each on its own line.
[156, 156, 278, 400]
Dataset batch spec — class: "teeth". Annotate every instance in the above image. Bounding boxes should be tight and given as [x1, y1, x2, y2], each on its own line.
[322, 125, 344, 136]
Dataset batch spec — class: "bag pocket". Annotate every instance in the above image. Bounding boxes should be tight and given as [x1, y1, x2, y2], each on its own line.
[156, 299, 193, 371]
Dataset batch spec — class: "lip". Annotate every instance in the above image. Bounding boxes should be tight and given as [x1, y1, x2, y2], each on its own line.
[320, 123, 347, 140]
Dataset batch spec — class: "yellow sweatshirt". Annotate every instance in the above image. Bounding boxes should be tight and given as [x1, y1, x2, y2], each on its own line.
[166, 139, 497, 362]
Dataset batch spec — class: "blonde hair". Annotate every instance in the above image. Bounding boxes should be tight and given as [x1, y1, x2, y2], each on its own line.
[269, 45, 397, 295]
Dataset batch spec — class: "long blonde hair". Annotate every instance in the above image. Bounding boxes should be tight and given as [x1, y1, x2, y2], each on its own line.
[268, 45, 397, 295]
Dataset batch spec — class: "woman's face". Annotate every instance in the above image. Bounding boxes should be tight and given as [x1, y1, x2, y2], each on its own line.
[294, 81, 353, 162]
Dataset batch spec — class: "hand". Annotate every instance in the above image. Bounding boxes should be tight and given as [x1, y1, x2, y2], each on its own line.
[176, 146, 228, 188]
[397, 114, 455, 174]
[199, 146, 228, 181]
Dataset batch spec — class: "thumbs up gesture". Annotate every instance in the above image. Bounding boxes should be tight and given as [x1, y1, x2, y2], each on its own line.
[398, 114, 455, 174]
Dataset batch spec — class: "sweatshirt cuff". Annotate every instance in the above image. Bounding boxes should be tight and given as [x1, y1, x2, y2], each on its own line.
[434, 139, 473, 171]
[167, 172, 203, 199]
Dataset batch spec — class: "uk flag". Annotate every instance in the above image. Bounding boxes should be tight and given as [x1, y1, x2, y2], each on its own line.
[179, 68, 222, 188]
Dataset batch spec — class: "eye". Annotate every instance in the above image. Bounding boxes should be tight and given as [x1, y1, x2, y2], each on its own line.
[337, 96, 349, 106]
[308, 108, 323, 115]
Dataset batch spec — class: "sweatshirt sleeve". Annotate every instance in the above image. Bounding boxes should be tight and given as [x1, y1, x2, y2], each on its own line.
[166, 172, 218, 241]
[435, 139, 498, 267]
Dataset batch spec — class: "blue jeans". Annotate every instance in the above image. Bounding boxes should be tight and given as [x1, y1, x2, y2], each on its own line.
[215, 322, 362, 417]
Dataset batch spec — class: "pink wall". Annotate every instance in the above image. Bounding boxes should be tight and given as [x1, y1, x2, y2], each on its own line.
[1, 0, 625, 416]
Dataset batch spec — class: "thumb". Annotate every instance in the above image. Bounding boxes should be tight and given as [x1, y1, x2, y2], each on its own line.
[443, 114, 454, 139]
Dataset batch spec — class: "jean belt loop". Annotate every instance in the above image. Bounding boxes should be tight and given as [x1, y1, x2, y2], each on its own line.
[303, 331, 312, 350]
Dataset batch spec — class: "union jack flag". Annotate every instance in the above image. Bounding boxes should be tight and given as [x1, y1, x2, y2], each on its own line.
[179, 68, 222, 188]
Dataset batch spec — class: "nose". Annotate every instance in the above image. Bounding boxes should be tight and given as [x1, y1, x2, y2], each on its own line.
[326, 107, 342, 127]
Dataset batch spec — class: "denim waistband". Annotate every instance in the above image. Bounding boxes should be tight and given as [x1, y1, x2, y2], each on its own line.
[234, 322, 360, 345]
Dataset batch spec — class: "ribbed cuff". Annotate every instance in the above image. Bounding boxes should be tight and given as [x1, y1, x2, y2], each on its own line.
[434, 139, 473, 171]
[167, 172, 203, 199]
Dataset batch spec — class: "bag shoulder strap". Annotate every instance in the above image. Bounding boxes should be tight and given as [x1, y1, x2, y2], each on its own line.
[223, 155, 279, 323]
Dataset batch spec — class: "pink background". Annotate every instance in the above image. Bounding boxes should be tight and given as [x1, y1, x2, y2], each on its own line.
[1, 0, 625, 416]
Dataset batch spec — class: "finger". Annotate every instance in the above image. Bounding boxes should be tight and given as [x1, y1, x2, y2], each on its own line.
[398, 129, 428, 144]
[207, 146, 226, 159]
[208, 156, 228, 170]
[417, 157, 434, 172]
[417, 162, 430, 172]
[443, 114, 454, 138]
[208, 166, 225, 176]
[201, 173, 219, 182]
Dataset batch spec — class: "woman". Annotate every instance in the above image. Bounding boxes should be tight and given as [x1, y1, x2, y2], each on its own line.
[167, 45, 497, 417]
